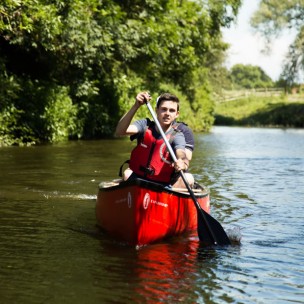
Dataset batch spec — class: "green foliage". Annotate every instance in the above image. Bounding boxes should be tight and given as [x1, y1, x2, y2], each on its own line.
[42, 86, 77, 142]
[251, 0, 304, 84]
[0, 0, 242, 145]
[0, 105, 36, 146]
[0, 59, 36, 145]
[229, 64, 274, 89]
[280, 28, 304, 86]
[6, 80, 79, 144]
[189, 69, 215, 131]
[251, 1, 304, 37]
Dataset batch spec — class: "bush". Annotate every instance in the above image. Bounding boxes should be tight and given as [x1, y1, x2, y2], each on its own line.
[0, 105, 36, 146]
[42, 86, 77, 142]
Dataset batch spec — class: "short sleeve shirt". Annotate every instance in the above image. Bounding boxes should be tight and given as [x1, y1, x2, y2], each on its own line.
[131, 118, 186, 151]
[175, 122, 194, 151]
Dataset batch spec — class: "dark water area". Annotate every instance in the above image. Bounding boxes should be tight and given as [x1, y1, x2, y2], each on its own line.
[0, 127, 303, 303]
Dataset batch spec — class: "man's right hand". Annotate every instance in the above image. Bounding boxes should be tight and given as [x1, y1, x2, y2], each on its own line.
[135, 92, 151, 106]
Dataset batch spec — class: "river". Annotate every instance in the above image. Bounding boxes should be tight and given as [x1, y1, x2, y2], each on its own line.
[0, 126, 303, 303]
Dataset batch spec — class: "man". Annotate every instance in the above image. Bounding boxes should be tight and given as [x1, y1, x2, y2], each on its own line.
[121, 120, 195, 184]
[115, 92, 194, 187]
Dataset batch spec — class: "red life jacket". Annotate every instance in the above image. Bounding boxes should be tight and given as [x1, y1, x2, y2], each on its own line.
[129, 126, 178, 183]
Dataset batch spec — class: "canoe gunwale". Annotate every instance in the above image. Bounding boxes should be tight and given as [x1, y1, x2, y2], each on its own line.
[98, 177, 209, 199]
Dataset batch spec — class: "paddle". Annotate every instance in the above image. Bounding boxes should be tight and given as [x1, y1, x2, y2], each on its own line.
[145, 100, 231, 246]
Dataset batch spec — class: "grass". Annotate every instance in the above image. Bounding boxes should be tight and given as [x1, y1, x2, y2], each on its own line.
[214, 94, 304, 128]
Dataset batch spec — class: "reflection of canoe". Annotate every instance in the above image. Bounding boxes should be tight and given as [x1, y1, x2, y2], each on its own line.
[96, 178, 210, 246]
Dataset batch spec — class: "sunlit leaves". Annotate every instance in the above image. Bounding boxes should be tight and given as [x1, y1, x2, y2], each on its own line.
[229, 64, 274, 89]
[251, 0, 304, 84]
[0, 0, 242, 143]
[281, 27, 304, 84]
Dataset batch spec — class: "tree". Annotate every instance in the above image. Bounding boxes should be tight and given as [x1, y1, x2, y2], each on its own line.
[0, 0, 242, 145]
[251, 0, 304, 85]
[229, 64, 273, 89]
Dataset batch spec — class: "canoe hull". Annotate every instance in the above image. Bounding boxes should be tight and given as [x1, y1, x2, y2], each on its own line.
[96, 178, 210, 246]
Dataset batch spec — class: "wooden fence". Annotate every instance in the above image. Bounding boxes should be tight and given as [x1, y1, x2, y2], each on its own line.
[215, 88, 285, 102]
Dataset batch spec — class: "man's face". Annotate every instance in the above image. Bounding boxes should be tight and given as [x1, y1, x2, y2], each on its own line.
[156, 100, 179, 127]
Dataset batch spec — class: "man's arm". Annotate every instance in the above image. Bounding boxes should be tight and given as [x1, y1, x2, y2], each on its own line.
[172, 132, 188, 171]
[177, 123, 194, 160]
[185, 148, 193, 161]
[184, 127, 194, 161]
[175, 149, 189, 171]
[115, 103, 140, 136]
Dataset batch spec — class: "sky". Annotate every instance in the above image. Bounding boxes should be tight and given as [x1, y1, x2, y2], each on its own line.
[222, 0, 296, 81]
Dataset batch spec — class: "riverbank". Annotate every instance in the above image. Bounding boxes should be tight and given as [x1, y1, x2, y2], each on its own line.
[214, 94, 304, 128]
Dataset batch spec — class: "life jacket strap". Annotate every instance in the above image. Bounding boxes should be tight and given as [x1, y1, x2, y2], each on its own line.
[118, 160, 130, 177]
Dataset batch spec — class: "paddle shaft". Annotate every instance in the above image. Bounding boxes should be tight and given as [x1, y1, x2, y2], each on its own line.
[145, 101, 220, 245]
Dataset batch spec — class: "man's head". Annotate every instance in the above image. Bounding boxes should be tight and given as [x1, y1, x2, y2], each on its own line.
[156, 93, 180, 111]
[155, 93, 180, 128]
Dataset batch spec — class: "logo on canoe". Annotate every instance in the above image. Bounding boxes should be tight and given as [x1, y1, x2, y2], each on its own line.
[143, 193, 150, 209]
[127, 192, 132, 208]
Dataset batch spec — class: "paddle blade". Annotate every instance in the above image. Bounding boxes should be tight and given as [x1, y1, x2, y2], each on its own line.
[197, 209, 231, 246]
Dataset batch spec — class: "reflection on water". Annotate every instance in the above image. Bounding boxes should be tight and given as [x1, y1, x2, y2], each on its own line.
[90, 233, 242, 303]
[0, 127, 304, 303]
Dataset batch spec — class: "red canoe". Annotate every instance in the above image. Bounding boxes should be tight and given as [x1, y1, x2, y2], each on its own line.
[96, 178, 210, 246]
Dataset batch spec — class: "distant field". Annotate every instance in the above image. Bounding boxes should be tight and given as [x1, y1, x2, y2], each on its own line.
[214, 92, 304, 128]
[214, 88, 285, 102]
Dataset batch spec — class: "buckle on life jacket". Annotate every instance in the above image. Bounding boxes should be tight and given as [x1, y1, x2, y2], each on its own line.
[139, 166, 155, 176]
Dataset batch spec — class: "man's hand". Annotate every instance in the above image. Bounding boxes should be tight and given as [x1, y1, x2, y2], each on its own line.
[173, 158, 188, 172]
[135, 92, 151, 107]
[115, 91, 150, 136]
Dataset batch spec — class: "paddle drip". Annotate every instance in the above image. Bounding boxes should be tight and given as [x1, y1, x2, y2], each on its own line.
[226, 226, 242, 245]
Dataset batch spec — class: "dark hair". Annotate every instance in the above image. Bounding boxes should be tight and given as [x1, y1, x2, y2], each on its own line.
[156, 93, 180, 111]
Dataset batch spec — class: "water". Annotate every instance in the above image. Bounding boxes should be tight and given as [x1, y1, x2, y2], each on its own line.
[0, 127, 303, 303]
